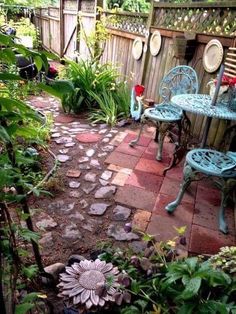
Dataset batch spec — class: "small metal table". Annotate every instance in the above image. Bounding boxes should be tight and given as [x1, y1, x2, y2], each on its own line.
[171, 94, 236, 147]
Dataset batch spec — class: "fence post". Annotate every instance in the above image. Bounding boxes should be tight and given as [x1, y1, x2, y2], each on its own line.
[59, 0, 64, 57]
[139, 0, 154, 85]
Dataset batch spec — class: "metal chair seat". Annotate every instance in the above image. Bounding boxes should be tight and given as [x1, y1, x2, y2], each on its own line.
[144, 104, 182, 122]
[186, 149, 236, 177]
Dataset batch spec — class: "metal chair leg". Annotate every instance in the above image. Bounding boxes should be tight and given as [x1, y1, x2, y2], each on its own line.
[165, 164, 194, 213]
[129, 119, 144, 147]
[156, 122, 169, 161]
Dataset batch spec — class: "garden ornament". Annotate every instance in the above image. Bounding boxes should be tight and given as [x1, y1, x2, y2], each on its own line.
[58, 259, 120, 310]
[130, 85, 145, 121]
[129, 66, 198, 162]
[165, 66, 236, 234]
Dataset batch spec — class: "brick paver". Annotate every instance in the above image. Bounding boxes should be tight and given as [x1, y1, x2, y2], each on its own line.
[115, 142, 146, 157]
[125, 170, 163, 193]
[132, 210, 151, 232]
[105, 151, 139, 169]
[123, 133, 152, 147]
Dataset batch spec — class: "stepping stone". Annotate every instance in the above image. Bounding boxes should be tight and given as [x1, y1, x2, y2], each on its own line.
[55, 137, 72, 144]
[79, 199, 89, 209]
[39, 232, 53, 248]
[79, 164, 91, 170]
[107, 224, 139, 241]
[86, 149, 95, 157]
[48, 200, 65, 211]
[78, 157, 89, 163]
[76, 133, 101, 143]
[61, 126, 69, 130]
[106, 134, 113, 138]
[62, 223, 82, 240]
[59, 148, 69, 154]
[55, 114, 75, 123]
[102, 138, 110, 143]
[36, 216, 58, 230]
[82, 220, 95, 232]
[113, 205, 131, 221]
[99, 179, 109, 186]
[82, 183, 97, 194]
[88, 203, 111, 216]
[101, 170, 113, 181]
[57, 154, 71, 163]
[51, 132, 61, 138]
[69, 181, 81, 189]
[84, 173, 97, 183]
[60, 202, 75, 213]
[66, 170, 81, 178]
[110, 129, 118, 133]
[65, 142, 76, 147]
[90, 159, 101, 169]
[69, 212, 85, 221]
[78, 145, 84, 149]
[69, 190, 82, 198]
[98, 152, 107, 158]
[102, 145, 114, 152]
[98, 129, 107, 134]
[95, 186, 116, 199]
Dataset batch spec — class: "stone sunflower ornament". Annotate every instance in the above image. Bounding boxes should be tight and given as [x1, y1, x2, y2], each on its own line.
[57, 259, 121, 310]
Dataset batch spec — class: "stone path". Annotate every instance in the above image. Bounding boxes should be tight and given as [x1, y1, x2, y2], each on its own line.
[29, 95, 235, 265]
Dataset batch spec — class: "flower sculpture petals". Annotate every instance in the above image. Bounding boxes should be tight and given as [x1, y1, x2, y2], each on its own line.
[58, 259, 121, 310]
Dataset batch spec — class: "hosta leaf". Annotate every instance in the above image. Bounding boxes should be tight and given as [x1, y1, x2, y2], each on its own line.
[178, 277, 201, 300]
[0, 73, 22, 80]
[0, 125, 11, 143]
[15, 303, 34, 314]
[34, 55, 43, 72]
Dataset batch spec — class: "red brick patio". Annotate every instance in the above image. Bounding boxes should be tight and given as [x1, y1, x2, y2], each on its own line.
[105, 129, 236, 256]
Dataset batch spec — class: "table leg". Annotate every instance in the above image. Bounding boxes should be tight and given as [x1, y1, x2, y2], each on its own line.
[201, 117, 212, 148]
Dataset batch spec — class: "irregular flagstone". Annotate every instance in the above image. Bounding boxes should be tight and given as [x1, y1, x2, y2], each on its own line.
[48, 200, 65, 211]
[36, 216, 58, 230]
[105, 134, 113, 138]
[82, 220, 95, 232]
[79, 199, 89, 209]
[79, 164, 91, 170]
[51, 132, 61, 138]
[76, 133, 101, 143]
[39, 232, 53, 248]
[95, 186, 116, 199]
[101, 170, 113, 181]
[55, 114, 75, 123]
[66, 169, 81, 178]
[98, 129, 107, 134]
[84, 172, 97, 183]
[102, 145, 114, 152]
[69, 181, 81, 189]
[99, 124, 107, 129]
[86, 149, 95, 157]
[82, 183, 97, 194]
[90, 159, 101, 169]
[98, 152, 107, 158]
[55, 137, 72, 144]
[69, 212, 85, 221]
[113, 205, 131, 221]
[59, 148, 69, 154]
[65, 142, 76, 147]
[78, 144, 84, 150]
[99, 179, 109, 186]
[62, 223, 82, 240]
[102, 138, 110, 143]
[57, 154, 71, 163]
[88, 203, 111, 215]
[107, 224, 139, 241]
[78, 156, 89, 163]
[61, 202, 76, 213]
[69, 190, 82, 198]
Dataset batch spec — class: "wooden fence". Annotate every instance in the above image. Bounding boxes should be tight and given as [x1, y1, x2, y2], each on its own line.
[35, 1, 236, 147]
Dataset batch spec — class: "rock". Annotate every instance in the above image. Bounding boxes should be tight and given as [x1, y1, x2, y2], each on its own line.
[79, 199, 89, 209]
[110, 129, 118, 133]
[55, 137, 72, 144]
[113, 205, 131, 221]
[79, 164, 91, 170]
[84, 172, 97, 183]
[57, 154, 71, 163]
[44, 263, 65, 282]
[78, 144, 84, 150]
[69, 212, 85, 221]
[102, 138, 110, 143]
[82, 219, 96, 232]
[39, 232, 53, 248]
[82, 183, 97, 194]
[107, 224, 139, 241]
[66, 170, 81, 178]
[69, 190, 82, 198]
[36, 217, 58, 230]
[76, 133, 101, 143]
[48, 200, 65, 211]
[129, 241, 147, 254]
[98, 152, 107, 158]
[78, 156, 89, 163]
[95, 186, 116, 199]
[101, 170, 113, 181]
[68, 255, 85, 266]
[90, 159, 101, 169]
[88, 203, 111, 216]
[59, 148, 69, 154]
[62, 223, 82, 240]
[59, 202, 75, 213]
[99, 179, 109, 186]
[69, 181, 81, 189]
[86, 149, 95, 157]
[102, 145, 114, 152]
[65, 142, 76, 147]
[98, 129, 107, 134]
[51, 132, 61, 138]
[106, 133, 113, 138]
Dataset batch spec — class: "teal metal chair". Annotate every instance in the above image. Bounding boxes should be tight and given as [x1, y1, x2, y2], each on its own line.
[129, 66, 199, 161]
[165, 65, 236, 234]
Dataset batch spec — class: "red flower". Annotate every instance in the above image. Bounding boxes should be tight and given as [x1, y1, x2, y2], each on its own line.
[49, 66, 58, 75]
[214, 75, 236, 87]
[134, 85, 145, 97]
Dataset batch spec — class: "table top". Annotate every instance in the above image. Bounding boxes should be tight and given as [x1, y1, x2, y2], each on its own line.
[171, 94, 236, 120]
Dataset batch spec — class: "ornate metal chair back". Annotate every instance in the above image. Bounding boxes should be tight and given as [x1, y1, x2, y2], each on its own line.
[159, 65, 199, 103]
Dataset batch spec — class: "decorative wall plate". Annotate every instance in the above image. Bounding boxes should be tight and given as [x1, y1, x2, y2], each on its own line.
[203, 39, 224, 73]
[132, 37, 143, 60]
[150, 30, 162, 56]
